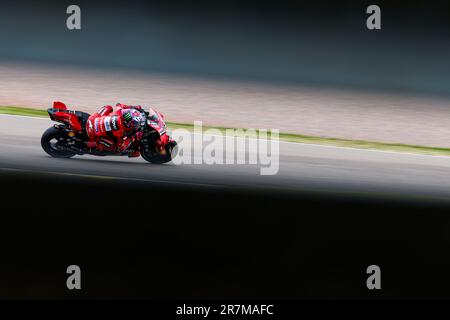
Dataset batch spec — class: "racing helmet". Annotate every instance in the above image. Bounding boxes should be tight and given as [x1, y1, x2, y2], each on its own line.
[122, 108, 144, 129]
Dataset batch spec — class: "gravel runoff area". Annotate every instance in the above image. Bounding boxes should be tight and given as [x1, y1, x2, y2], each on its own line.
[1, 61, 450, 148]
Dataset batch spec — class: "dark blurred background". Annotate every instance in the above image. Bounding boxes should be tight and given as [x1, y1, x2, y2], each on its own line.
[1, 0, 450, 301]
[0, 0, 449, 95]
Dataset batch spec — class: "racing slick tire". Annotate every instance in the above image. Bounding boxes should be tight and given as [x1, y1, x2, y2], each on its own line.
[141, 141, 177, 164]
[41, 127, 76, 158]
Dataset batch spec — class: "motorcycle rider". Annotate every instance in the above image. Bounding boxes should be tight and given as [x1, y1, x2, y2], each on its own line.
[86, 103, 146, 157]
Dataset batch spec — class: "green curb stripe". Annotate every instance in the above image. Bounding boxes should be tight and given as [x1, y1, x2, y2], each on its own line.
[1, 105, 450, 157]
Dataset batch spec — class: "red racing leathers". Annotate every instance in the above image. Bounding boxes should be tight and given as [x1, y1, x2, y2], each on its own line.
[86, 104, 142, 154]
[86, 103, 170, 156]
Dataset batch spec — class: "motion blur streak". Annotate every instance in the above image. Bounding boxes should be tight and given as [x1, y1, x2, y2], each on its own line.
[1, 1, 450, 147]
[2, 114, 450, 202]
[2, 62, 450, 148]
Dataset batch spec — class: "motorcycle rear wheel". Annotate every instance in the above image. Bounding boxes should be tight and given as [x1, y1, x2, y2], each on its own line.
[41, 127, 76, 158]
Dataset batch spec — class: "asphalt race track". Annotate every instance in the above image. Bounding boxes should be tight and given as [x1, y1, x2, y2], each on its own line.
[2, 113, 450, 299]
[1, 114, 450, 202]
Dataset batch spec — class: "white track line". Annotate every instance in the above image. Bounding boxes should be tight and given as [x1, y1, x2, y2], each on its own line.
[1, 112, 449, 159]
[0, 113, 49, 120]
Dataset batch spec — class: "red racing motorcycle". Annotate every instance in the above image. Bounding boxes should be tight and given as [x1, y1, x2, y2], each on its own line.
[41, 102, 177, 164]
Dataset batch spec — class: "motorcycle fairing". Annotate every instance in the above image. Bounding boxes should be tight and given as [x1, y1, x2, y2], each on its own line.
[47, 102, 90, 133]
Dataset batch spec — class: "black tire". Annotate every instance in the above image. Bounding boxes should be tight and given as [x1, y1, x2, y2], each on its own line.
[141, 141, 177, 164]
[41, 127, 76, 158]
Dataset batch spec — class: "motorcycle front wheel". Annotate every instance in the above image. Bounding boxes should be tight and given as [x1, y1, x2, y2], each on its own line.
[141, 141, 177, 164]
[41, 126, 76, 158]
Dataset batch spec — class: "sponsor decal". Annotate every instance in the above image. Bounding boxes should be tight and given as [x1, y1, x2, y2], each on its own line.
[94, 118, 99, 133]
[104, 117, 112, 131]
[88, 120, 93, 131]
[111, 115, 119, 131]
[99, 138, 113, 148]
[124, 112, 132, 122]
